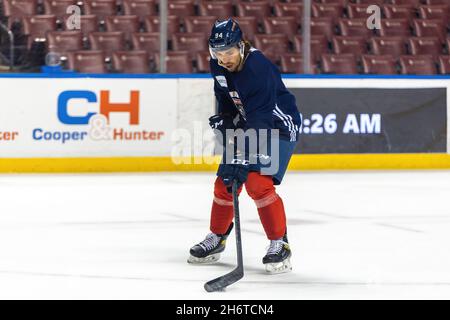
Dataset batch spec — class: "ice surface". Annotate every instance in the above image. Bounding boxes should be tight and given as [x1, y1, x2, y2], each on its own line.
[0, 170, 450, 299]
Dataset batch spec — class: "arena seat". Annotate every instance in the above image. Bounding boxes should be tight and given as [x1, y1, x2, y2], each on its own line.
[89, 32, 127, 58]
[408, 37, 443, 60]
[418, 5, 449, 20]
[198, 1, 234, 20]
[310, 17, 335, 41]
[154, 51, 193, 73]
[253, 34, 290, 63]
[361, 55, 397, 74]
[263, 17, 299, 39]
[346, 3, 375, 19]
[168, 1, 196, 19]
[84, 0, 118, 23]
[195, 51, 211, 73]
[232, 17, 259, 42]
[66, 50, 107, 73]
[47, 31, 84, 55]
[144, 16, 180, 34]
[312, 3, 344, 23]
[236, 1, 272, 24]
[438, 55, 450, 74]
[171, 33, 208, 59]
[3, 0, 38, 27]
[22, 15, 57, 49]
[332, 36, 367, 56]
[75, 15, 99, 39]
[112, 50, 150, 73]
[131, 32, 159, 54]
[424, 0, 450, 5]
[293, 35, 329, 62]
[321, 53, 358, 74]
[338, 18, 374, 38]
[369, 36, 407, 58]
[382, 4, 415, 20]
[388, 0, 421, 5]
[273, 3, 303, 19]
[184, 16, 217, 34]
[378, 19, 412, 37]
[105, 15, 140, 42]
[43, 0, 77, 23]
[122, 0, 157, 20]
[399, 55, 437, 74]
[280, 53, 317, 74]
[412, 19, 447, 42]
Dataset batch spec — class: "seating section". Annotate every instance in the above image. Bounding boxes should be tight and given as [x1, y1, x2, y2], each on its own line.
[1, 0, 450, 74]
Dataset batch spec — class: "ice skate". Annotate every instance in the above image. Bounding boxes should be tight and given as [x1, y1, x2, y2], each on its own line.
[263, 234, 292, 274]
[188, 222, 234, 264]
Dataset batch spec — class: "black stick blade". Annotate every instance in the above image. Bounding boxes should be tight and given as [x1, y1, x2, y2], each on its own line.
[204, 267, 244, 292]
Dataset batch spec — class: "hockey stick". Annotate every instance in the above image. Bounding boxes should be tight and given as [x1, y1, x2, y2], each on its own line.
[204, 179, 244, 292]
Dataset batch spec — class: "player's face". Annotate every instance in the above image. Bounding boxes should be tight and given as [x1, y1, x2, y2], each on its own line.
[215, 47, 241, 72]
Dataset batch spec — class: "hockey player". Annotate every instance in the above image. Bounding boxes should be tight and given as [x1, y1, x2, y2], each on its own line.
[188, 19, 301, 274]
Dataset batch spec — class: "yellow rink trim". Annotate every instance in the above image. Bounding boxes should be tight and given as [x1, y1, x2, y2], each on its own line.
[1, 153, 450, 173]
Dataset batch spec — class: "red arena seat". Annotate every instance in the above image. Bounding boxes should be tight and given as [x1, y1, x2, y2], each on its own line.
[408, 37, 443, 60]
[105, 15, 140, 42]
[112, 51, 151, 73]
[438, 55, 450, 74]
[412, 19, 447, 42]
[382, 5, 415, 20]
[236, 1, 272, 24]
[144, 16, 180, 34]
[172, 33, 208, 58]
[184, 16, 217, 34]
[84, 0, 118, 23]
[361, 55, 397, 74]
[43, 0, 77, 23]
[332, 36, 367, 56]
[253, 34, 290, 64]
[22, 15, 57, 48]
[66, 50, 107, 73]
[232, 17, 259, 42]
[273, 3, 303, 19]
[195, 51, 211, 73]
[321, 54, 358, 74]
[155, 51, 193, 73]
[378, 19, 412, 37]
[89, 32, 127, 58]
[369, 37, 406, 58]
[418, 5, 450, 20]
[47, 31, 83, 55]
[198, 1, 234, 20]
[122, 0, 157, 20]
[399, 55, 437, 74]
[131, 32, 159, 56]
[338, 18, 374, 38]
[263, 17, 299, 39]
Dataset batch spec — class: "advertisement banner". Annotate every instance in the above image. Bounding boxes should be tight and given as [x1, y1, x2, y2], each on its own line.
[290, 88, 447, 154]
[0, 78, 177, 157]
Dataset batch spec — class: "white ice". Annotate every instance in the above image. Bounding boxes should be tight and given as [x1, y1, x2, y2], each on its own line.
[0, 170, 450, 299]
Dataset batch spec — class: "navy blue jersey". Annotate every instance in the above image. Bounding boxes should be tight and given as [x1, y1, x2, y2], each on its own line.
[210, 49, 301, 142]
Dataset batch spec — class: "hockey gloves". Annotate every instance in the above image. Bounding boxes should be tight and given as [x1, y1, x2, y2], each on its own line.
[218, 160, 249, 193]
[209, 114, 235, 135]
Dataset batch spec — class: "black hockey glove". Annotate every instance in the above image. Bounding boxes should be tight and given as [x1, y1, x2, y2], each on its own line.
[218, 160, 249, 193]
[209, 114, 237, 147]
[209, 114, 235, 134]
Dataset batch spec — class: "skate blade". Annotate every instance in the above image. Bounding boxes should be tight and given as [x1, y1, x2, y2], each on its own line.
[187, 253, 220, 264]
[264, 258, 292, 274]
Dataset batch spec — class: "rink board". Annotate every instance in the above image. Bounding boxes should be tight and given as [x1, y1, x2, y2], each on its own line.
[0, 74, 449, 172]
[2, 154, 450, 173]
